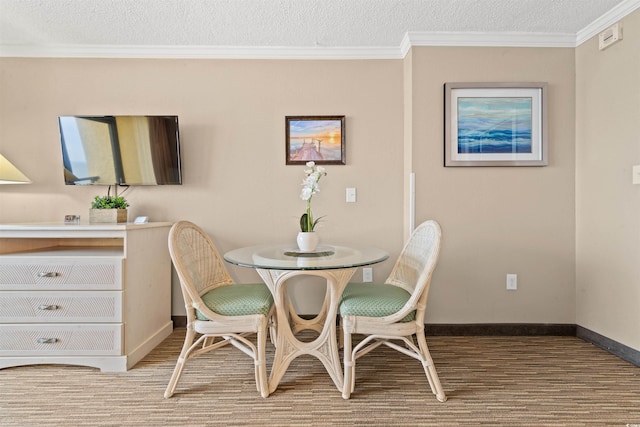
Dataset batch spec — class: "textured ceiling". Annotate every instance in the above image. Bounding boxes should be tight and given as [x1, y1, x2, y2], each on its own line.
[0, 0, 635, 56]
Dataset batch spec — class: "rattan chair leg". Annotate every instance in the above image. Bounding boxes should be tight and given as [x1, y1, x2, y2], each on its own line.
[256, 327, 270, 398]
[342, 330, 354, 399]
[416, 329, 447, 402]
[164, 327, 196, 398]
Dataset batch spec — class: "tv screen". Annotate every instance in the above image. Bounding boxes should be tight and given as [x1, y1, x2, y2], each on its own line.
[59, 115, 182, 185]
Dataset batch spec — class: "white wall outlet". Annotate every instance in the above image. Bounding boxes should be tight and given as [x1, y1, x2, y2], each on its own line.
[346, 187, 356, 203]
[363, 267, 373, 282]
[633, 165, 640, 184]
[506, 274, 517, 290]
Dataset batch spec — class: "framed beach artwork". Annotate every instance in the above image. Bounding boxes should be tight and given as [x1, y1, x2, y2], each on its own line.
[444, 82, 548, 167]
[286, 116, 346, 165]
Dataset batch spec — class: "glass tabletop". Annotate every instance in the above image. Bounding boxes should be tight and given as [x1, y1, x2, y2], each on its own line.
[223, 244, 389, 270]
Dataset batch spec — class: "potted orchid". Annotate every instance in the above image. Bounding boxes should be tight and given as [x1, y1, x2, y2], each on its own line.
[297, 161, 326, 251]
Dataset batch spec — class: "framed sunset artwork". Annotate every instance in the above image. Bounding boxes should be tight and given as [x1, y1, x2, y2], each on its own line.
[285, 116, 345, 165]
[444, 82, 548, 167]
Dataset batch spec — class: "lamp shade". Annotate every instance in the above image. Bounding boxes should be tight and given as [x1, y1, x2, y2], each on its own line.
[0, 154, 31, 184]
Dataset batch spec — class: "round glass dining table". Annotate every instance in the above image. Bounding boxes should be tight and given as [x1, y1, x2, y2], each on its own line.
[224, 244, 388, 395]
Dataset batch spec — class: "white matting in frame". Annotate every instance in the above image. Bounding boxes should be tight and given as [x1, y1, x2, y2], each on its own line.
[444, 82, 548, 167]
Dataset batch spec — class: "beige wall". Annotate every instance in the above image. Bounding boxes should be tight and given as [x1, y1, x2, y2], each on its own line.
[0, 58, 404, 314]
[0, 22, 635, 350]
[406, 46, 577, 324]
[576, 10, 640, 350]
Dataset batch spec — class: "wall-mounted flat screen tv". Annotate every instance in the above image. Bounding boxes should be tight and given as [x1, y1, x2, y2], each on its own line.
[59, 115, 182, 185]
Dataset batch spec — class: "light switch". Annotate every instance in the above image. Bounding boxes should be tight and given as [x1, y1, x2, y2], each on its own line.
[633, 165, 640, 185]
[346, 187, 356, 203]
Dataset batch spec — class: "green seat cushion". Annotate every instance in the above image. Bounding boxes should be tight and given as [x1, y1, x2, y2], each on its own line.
[196, 283, 273, 320]
[340, 283, 415, 322]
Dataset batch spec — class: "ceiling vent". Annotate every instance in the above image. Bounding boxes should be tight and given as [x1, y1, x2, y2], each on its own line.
[598, 22, 623, 50]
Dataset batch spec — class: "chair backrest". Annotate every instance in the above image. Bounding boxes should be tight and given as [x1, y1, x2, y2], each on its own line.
[168, 221, 234, 309]
[384, 220, 442, 320]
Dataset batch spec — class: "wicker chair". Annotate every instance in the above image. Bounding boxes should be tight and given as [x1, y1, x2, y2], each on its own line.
[339, 220, 446, 401]
[164, 221, 275, 398]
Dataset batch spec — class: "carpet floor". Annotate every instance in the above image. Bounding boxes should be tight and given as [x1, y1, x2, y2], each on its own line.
[2, 328, 639, 426]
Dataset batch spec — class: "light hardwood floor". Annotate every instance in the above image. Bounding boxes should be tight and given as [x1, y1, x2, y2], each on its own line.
[2, 328, 639, 426]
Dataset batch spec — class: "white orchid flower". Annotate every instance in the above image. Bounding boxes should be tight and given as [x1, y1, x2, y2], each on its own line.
[298, 162, 327, 232]
[301, 187, 313, 201]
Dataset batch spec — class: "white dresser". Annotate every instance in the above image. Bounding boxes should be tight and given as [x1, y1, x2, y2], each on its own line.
[0, 222, 173, 372]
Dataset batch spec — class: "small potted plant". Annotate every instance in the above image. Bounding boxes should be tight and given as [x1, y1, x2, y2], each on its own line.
[89, 193, 129, 223]
[297, 161, 326, 251]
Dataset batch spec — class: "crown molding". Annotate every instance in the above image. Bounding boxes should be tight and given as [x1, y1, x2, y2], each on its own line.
[576, 0, 640, 46]
[400, 31, 576, 56]
[0, 44, 402, 60]
[0, 33, 577, 60]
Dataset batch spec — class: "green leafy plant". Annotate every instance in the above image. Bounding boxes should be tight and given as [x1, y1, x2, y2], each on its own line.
[299, 161, 326, 232]
[91, 195, 129, 210]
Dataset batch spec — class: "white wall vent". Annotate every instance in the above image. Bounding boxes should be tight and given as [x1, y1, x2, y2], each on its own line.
[598, 22, 623, 51]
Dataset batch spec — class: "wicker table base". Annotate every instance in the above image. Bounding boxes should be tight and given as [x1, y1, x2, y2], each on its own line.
[256, 268, 356, 394]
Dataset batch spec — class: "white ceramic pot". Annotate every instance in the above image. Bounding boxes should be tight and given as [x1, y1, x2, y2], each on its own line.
[297, 231, 319, 252]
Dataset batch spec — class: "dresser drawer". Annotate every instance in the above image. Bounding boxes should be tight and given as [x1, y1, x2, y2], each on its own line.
[0, 291, 122, 323]
[0, 324, 122, 356]
[0, 259, 122, 290]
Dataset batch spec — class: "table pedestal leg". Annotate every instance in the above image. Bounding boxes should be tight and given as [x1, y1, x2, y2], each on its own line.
[256, 268, 356, 394]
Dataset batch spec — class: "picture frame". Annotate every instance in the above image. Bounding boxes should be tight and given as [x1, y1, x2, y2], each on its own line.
[444, 82, 548, 167]
[286, 115, 346, 165]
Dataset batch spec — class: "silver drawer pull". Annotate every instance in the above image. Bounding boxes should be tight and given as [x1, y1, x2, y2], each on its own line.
[37, 338, 59, 344]
[38, 304, 59, 310]
[37, 272, 60, 278]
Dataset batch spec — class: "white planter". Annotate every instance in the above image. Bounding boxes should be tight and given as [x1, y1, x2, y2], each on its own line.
[297, 231, 319, 252]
